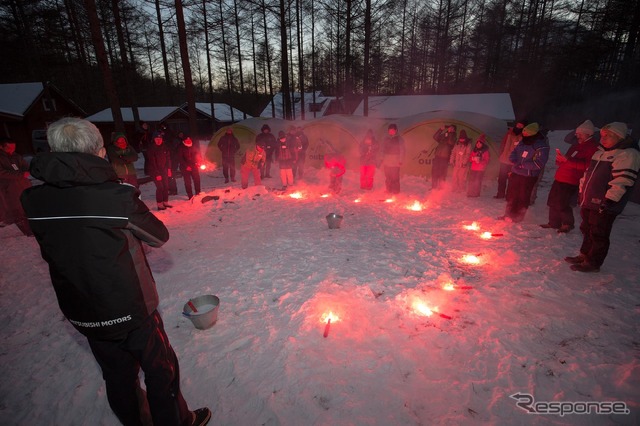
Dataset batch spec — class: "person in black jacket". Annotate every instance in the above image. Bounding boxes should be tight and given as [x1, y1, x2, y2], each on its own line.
[178, 137, 202, 199]
[217, 127, 240, 183]
[147, 131, 173, 210]
[20, 118, 211, 426]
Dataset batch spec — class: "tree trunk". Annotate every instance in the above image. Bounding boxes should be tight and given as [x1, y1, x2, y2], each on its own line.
[175, 0, 198, 137]
[83, 0, 124, 133]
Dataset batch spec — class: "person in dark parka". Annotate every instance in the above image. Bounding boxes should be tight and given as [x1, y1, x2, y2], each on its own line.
[147, 131, 173, 211]
[20, 117, 211, 426]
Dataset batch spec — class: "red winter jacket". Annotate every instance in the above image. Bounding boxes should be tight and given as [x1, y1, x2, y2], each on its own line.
[554, 137, 599, 185]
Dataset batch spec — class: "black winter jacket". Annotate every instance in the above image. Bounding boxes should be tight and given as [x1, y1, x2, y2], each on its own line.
[21, 152, 169, 340]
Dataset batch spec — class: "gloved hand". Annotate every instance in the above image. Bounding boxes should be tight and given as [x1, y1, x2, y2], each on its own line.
[167, 169, 172, 177]
[156, 175, 162, 181]
[598, 198, 615, 214]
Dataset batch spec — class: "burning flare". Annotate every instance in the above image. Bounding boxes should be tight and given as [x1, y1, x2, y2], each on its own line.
[408, 200, 423, 211]
[480, 231, 493, 239]
[289, 191, 304, 199]
[200, 164, 207, 170]
[411, 300, 438, 317]
[321, 194, 330, 198]
[320, 311, 340, 323]
[442, 282, 456, 291]
[461, 254, 481, 265]
[463, 222, 480, 231]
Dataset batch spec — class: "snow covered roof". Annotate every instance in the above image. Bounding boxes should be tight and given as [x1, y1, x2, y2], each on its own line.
[352, 93, 515, 122]
[192, 102, 252, 122]
[85, 107, 182, 123]
[0, 82, 45, 116]
[260, 91, 335, 119]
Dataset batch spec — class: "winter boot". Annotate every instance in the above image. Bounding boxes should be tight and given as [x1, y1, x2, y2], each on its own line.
[157, 203, 166, 211]
[190, 407, 211, 426]
[564, 254, 585, 264]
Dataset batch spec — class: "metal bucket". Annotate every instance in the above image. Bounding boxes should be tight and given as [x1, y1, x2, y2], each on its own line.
[182, 295, 220, 330]
[326, 213, 343, 229]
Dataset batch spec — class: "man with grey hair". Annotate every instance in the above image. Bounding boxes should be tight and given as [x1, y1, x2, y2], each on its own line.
[21, 118, 211, 426]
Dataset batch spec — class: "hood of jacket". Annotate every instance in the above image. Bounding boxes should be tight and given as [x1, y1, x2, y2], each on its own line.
[29, 152, 118, 188]
[603, 136, 639, 152]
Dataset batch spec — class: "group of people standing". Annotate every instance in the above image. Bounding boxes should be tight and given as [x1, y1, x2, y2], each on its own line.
[229, 124, 310, 191]
[120, 123, 203, 210]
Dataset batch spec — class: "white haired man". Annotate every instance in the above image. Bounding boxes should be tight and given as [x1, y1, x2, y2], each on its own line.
[21, 117, 211, 425]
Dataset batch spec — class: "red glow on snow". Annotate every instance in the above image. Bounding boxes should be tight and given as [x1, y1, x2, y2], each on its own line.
[354, 198, 361, 203]
[463, 222, 480, 231]
[461, 254, 481, 265]
[407, 200, 424, 211]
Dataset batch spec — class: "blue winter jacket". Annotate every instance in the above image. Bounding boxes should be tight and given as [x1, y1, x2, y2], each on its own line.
[509, 133, 549, 177]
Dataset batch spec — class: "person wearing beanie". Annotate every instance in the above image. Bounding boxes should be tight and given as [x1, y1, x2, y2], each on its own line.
[217, 127, 240, 183]
[449, 129, 473, 192]
[256, 124, 276, 178]
[275, 130, 297, 191]
[565, 122, 640, 272]
[541, 120, 600, 233]
[495, 120, 528, 198]
[563, 119, 600, 146]
[381, 123, 405, 194]
[467, 135, 491, 197]
[497, 122, 549, 222]
[431, 124, 457, 189]
[106, 133, 139, 188]
[147, 131, 173, 210]
[178, 137, 202, 200]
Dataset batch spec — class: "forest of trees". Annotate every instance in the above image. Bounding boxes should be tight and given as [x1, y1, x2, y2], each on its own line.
[1, 0, 639, 134]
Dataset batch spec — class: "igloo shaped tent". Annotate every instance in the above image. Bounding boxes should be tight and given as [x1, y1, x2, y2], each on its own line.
[206, 112, 508, 180]
[388, 110, 508, 178]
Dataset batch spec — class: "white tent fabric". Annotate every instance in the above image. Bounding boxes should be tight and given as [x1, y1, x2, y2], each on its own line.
[353, 93, 515, 122]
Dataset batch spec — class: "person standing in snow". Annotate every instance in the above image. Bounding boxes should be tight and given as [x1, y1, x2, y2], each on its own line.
[494, 120, 527, 199]
[565, 122, 640, 272]
[240, 139, 266, 189]
[147, 131, 173, 211]
[498, 122, 549, 222]
[178, 137, 202, 200]
[0, 138, 32, 235]
[541, 120, 599, 233]
[324, 149, 346, 194]
[106, 132, 139, 188]
[20, 117, 211, 426]
[431, 124, 457, 189]
[381, 123, 405, 194]
[293, 126, 309, 179]
[449, 129, 473, 192]
[255, 124, 276, 178]
[359, 129, 380, 190]
[467, 135, 490, 197]
[217, 127, 240, 183]
[275, 130, 297, 191]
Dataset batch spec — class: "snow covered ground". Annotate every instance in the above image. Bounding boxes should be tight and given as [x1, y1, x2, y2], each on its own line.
[1, 131, 639, 425]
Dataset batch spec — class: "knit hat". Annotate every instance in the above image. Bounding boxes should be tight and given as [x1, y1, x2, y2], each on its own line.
[601, 122, 627, 139]
[458, 129, 469, 142]
[261, 124, 271, 132]
[388, 123, 398, 131]
[576, 120, 595, 136]
[522, 122, 539, 137]
[278, 130, 286, 140]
